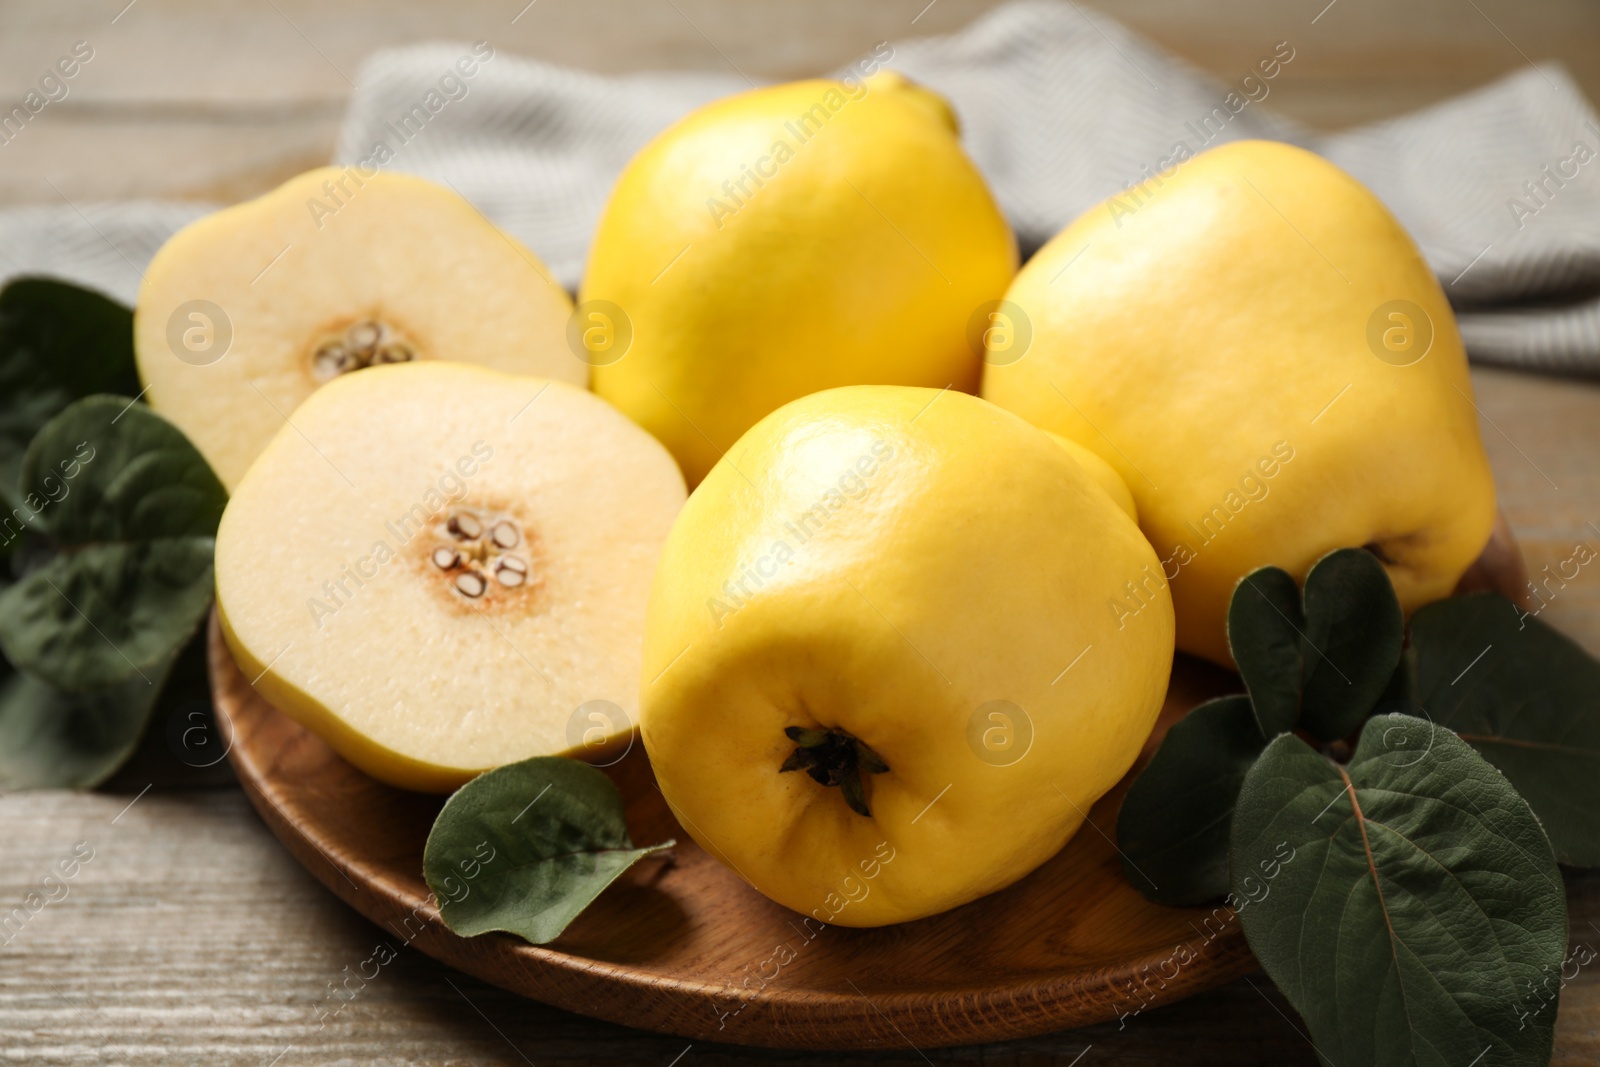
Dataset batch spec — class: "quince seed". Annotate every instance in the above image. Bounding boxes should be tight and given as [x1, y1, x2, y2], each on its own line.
[494, 561, 526, 588]
[449, 512, 483, 540]
[490, 521, 520, 549]
[454, 570, 487, 598]
[312, 341, 351, 380]
[430, 546, 459, 570]
[498, 554, 528, 574]
[373, 341, 414, 365]
[347, 320, 382, 355]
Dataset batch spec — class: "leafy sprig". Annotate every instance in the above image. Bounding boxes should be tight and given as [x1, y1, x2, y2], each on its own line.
[1237, 715, 1565, 1067]
[0, 276, 224, 788]
[1407, 591, 1600, 866]
[423, 756, 673, 945]
[0, 276, 140, 519]
[1119, 547, 1597, 1066]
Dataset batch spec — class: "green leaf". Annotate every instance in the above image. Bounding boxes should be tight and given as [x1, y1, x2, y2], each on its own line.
[1410, 591, 1600, 866]
[423, 756, 673, 945]
[0, 278, 138, 512]
[0, 655, 175, 790]
[1232, 714, 1566, 1067]
[0, 397, 225, 692]
[1116, 696, 1266, 905]
[1228, 566, 1304, 736]
[1227, 548, 1403, 742]
[1299, 548, 1405, 741]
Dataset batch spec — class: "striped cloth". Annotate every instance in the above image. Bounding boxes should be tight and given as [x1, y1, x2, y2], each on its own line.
[3, 0, 1597, 372]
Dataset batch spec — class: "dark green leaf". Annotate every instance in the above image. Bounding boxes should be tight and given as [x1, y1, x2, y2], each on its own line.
[1411, 591, 1600, 866]
[423, 756, 672, 945]
[1232, 714, 1566, 1067]
[1377, 639, 1417, 709]
[1226, 549, 1403, 742]
[23, 396, 225, 542]
[0, 278, 138, 514]
[1228, 566, 1303, 736]
[1116, 695, 1266, 905]
[1299, 548, 1405, 741]
[0, 652, 176, 790]
[0, 397, 225, 691]
[0, 541, 216, 691]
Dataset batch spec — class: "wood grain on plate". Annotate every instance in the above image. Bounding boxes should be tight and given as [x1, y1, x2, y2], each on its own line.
[209, 613, 1258, 1050]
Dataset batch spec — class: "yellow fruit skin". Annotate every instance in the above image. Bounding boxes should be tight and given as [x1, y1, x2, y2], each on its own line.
[136, 167, 578, 490]
[982, 140, 1496, 666]
[585, 73, 1017, 486]
[640, 386, 1173, 926]
[1046, 431, 1137, 522]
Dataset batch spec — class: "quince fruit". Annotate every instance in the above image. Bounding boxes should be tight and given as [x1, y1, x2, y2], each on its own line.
[136, 168, 581, 490]
[583, 72, 1017, 485]
[640, 386, 1172, 926]
[982, 140, 1496, 665]
[1048, 431, 1137, 521]
[216, 362, 685, 791]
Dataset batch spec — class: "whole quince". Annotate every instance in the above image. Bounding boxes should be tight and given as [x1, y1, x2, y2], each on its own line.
[982, 140, 1496, 665]
[584, 71, 1016, 485]
[639, 386, 1172, 926]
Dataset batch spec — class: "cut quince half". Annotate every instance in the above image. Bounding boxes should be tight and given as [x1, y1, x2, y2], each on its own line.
[136, 167, 581, 490]
[216, 362, 685, 792]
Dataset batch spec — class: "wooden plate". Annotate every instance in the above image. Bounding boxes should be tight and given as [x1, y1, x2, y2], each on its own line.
[210, 614, 1258, 1049]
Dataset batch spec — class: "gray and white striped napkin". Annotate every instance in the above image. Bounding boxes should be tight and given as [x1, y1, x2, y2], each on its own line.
[3, 0, 1598, 373]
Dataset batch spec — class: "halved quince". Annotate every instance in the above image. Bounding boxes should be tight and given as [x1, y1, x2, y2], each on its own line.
[216, 362, 685, 791]
[136, 167, 581, 490]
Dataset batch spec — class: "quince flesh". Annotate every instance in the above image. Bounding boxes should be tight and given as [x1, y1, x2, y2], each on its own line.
[136, 168, 581, 490]
[216, 363, 685, 792]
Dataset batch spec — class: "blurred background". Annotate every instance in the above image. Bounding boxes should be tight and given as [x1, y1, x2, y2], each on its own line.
[4, 0, 1599, 207]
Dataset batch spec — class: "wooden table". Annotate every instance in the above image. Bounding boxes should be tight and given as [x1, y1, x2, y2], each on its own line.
[3, 2, 1600, 1063]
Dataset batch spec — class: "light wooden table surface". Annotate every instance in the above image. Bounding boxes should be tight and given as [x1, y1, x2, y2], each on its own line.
[4, 2, 1600, 1064]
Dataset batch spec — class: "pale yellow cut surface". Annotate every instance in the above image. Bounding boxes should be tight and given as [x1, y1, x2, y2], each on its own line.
[216, 363, 685, 792]
[137, 167, 581, 490]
